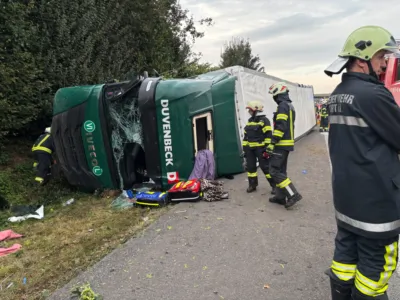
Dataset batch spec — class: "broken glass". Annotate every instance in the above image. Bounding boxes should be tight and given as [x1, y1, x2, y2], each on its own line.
[107, 83, 145, 190]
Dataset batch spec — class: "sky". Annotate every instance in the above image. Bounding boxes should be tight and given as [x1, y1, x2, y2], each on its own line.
[180, 0, 400, 93]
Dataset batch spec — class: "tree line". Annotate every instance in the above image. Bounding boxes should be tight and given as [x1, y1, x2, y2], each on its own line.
[0, 0, 262, 142]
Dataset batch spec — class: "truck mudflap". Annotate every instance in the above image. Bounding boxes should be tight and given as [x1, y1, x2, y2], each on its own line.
[52, 103, 103, 191]
[138, 77, 162, 187]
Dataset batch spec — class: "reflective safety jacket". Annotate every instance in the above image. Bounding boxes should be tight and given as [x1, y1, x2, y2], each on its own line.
[320, 105, 328, 118]
[328, 72, 400, 239]
[271, 96, 296, 151]
[242, 115, 272, 150]
[32, 133, 54, 155]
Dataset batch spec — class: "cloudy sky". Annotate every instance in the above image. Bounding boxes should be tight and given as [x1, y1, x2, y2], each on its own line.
[181, 0, 400, 93]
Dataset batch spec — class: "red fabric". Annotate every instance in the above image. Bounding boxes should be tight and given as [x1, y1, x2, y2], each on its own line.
[0, 229, 23, 241]
[0, 244, 22, 257]
[0, 229, 23, 257]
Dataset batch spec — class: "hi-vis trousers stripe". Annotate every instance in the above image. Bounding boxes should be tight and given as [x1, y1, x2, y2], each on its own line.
[247, 172, 257, 177]
[276, 178, 294, 196]
[331, 260, 356, 281]
[329, 115, 368, 128]
[355, 242, 398, 297]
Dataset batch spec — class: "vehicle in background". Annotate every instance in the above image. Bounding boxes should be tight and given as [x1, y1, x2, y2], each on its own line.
[380, 39, 400, 104]
[51, 67, 316, 192]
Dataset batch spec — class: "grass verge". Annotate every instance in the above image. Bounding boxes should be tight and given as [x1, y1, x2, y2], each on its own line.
[0, 140, 168, 300]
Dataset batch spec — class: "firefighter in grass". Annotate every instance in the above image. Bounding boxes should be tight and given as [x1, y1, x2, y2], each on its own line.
[324, 25, 400, 300]
[242, 100, 276, 194]
[319, 98, 330, 132]
[265, 82, 302, 209]
[32, 127, 55, 185]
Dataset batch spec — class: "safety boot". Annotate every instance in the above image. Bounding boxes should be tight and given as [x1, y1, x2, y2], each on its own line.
[329, 278, 352, 300]
[271, 186, 276, 195]
[269, 188, 285, 204]
[269, 196, 285, 205]
[283, 183, 302, 209]
[352, 288, 388, 300]
[246, 186, 257, 193]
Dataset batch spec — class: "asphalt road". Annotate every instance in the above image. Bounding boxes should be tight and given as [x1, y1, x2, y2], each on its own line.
[49, 130, 400, 300]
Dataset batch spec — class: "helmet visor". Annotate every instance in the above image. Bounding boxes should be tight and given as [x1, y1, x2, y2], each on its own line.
[384, 38, 400, 58]
[324, 57, 349, 77]
[384, 48, 400, 58]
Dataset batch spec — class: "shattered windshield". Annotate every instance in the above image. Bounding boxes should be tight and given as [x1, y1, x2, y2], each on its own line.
[107, 83, 145, 189]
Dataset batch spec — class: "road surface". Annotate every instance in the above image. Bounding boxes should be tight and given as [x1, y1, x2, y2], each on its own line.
[49, 129, 400, 299]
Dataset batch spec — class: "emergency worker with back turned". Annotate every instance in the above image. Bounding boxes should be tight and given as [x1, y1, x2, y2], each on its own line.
[265, 82, 302, 209]
[324, 25, 400, 300]
[242, 100, 275, 194]
[32, 127, 55, 185]
[319, 99, 329, 132]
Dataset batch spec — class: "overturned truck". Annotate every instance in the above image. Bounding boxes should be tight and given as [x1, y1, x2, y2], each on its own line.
[52, 66, 316, 192]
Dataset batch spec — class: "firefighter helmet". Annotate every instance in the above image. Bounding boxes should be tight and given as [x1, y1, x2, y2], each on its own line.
[45, 127, 51, 134]
[268, 82, 289, 97]
[325, 25, 400, 77]
[246, 100, 264, 112]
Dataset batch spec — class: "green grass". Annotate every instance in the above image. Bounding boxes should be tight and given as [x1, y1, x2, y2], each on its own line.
[0, 139, 168, 300]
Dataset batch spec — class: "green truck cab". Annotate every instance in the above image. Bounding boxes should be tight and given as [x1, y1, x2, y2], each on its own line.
[52, 71, 243, 191]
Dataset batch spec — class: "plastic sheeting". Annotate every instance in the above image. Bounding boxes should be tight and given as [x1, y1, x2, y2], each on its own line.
[224, 66, 316, 142]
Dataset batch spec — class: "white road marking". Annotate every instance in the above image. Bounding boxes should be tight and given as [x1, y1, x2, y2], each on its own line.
[321, 132, 332, 172]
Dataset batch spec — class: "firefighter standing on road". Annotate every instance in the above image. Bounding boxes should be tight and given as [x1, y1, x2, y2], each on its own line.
[265, 82, 302, 209]
[324, 25, 400, 300]
[242, 100, 275, 194]
[32, 127, 54, 185]
[319, 99, 329, 132]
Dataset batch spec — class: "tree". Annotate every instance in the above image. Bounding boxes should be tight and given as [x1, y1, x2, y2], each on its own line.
[0, 1, 49, 138]
[219, 37, 263, 71]
[161, 52, 219, 78]
[0, 0, 213, 141]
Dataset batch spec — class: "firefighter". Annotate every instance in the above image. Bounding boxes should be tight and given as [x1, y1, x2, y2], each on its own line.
[32, 127, 55, 185]
[266, 82, 302, 209]
[242, 100, 275, 193]
[324, 25, 400, 300]
[319, 99, 329, 132]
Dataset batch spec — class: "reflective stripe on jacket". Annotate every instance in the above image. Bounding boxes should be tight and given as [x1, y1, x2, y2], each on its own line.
[32, 133, 54, 154]
[272, 99, 296, 151]
[242, 115, 272, 149]
[328, 72, 400, 239]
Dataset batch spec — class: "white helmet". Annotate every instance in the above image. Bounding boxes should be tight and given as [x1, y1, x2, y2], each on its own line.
[45, 127, 51, 134]
[246, 100, 264, 112]
[268, 82, 289, 97]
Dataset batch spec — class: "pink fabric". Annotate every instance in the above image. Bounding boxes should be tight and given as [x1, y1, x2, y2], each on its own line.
[0, 229, 23, 241]
[0, 244, 22, 257]
[0, 229, 23, 257]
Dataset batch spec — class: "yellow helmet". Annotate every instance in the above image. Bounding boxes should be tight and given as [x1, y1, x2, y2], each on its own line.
[268, 82, 289, 97]
[324, 25, 400, 77]
[246, 100, 264, 112]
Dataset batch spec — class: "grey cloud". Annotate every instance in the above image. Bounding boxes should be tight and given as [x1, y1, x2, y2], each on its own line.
[242, 6, 364, 43]
[254, 36, 341, 70]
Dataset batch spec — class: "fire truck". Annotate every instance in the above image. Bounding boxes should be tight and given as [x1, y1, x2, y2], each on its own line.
[380, 39, 400, 103]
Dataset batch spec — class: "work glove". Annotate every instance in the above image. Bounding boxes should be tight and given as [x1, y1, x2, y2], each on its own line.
[262, 151, 270, 159]
[265, 143, 275, 155]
